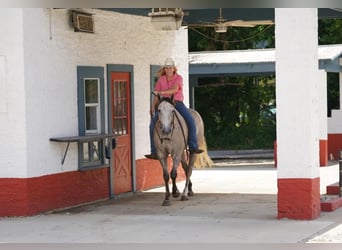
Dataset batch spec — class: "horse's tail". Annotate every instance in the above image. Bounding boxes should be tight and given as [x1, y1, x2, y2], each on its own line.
[193, 134, 214, 169]
[189, 108, 214, 168]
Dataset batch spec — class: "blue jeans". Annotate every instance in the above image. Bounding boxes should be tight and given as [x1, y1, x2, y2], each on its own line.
[149, 101, 199, 154]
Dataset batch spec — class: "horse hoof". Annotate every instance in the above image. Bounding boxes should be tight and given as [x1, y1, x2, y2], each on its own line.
[188, 191, 194, 196]
[172, 191, 180, 198]
[162, 200, 171, 206]
[181, 195, 189, 201]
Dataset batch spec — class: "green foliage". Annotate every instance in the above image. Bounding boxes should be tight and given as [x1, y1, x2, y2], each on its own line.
[189, 19, 341, 150]
[188, 25, 275, 51]
[195, 76, 276, 150]
[319, 19, 342, 45]
[189, 25, 277, 150]
[327, 73, 340, 116]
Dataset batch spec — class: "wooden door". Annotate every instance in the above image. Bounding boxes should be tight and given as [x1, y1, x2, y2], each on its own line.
[111, 72, 132, 195]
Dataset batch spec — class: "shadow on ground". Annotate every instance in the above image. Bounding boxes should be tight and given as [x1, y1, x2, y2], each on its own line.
[59, 192, 278, 221]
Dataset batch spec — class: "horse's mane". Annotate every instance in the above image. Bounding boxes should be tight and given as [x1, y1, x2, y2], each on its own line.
[158, 96, 175, 106]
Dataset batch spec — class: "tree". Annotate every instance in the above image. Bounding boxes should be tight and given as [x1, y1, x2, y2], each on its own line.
[189, 19, 341, 150]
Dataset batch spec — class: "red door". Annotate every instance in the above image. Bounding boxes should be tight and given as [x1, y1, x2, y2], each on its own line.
[111, 72, 132, 195]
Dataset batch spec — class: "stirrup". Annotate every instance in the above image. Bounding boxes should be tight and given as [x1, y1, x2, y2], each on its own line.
[189, 148, 204, 154]
[145, 154, 158, 160]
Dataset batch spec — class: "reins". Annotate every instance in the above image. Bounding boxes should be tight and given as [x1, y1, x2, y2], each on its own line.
[173, 110, 188, 150]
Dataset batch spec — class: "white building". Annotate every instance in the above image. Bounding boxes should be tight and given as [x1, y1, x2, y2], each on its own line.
[0, 8, 189, 216]
[1, 8, 342, 220]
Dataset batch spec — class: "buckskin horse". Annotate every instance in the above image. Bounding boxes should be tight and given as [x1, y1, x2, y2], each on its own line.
[153, 95, 211, 206]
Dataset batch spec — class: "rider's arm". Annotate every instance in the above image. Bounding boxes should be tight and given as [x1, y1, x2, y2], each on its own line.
[154, 83, 179, 96]
[150, 94, 158, 117]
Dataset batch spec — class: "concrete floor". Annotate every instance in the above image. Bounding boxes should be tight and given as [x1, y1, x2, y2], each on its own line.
[1, 159, 342, 244]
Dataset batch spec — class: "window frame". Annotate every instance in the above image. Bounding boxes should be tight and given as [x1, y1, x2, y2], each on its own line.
[84, 77, 101, 134]
[77, 66, 106, 170]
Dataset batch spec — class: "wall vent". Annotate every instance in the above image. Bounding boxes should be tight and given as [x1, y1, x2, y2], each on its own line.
[71, 10, 94, 33]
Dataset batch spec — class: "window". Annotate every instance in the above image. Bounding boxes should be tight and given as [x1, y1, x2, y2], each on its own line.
[150, 65, 160, 106]
[77, 66, 106, 170]
[81, 139, 103, 168]
[113, 79, 128, 135]
[84, 78, 100, 133]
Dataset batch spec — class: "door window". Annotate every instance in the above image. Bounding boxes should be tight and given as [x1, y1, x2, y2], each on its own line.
[113, 79, 128, 135]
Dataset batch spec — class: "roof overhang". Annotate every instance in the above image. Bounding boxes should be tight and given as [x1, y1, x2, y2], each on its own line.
[189, 44, 342, 77]
[106, 8, 342, 25]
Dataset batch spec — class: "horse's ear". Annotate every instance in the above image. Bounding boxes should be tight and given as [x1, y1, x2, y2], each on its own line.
[170, 94, 174, 103]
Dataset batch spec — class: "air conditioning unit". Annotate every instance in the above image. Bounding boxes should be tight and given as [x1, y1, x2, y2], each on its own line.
[148, 8, 184, 31]
[71, 10, 94, 33]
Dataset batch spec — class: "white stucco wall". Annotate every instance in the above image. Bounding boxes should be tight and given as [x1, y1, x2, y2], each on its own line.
[0, 9, 27, 177]
[318, 70, 327, 140]
[0, 8, 188, 178]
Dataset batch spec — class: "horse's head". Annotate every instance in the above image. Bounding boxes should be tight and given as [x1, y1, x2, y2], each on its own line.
[157, 95, 176, 135]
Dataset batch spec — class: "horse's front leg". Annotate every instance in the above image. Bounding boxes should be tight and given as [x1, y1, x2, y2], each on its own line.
[160, 157, 171, 206]
[171, 157, 181, 198]
[180, 153, 194, 201]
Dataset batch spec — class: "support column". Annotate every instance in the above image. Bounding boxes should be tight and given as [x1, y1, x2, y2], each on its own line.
[318, 70, 328, 166]
[189, 75, 198, 109]
[275, 9, 320, 220]
[328, 66, 342, 160]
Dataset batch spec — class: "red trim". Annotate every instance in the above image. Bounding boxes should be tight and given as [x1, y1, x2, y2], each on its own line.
[321, 197, 342, 212]
[326, 182, 340, 195]
[319, 139, 328, 167]
[328, 134, 342, 160]
[0, 159, 186, 217]
[274, 140, 328, 167]
[274, 140, 277, 167]
[135, 158, 186, 191]
[0, 168, 110, 217]
[277, 178, 320, 220]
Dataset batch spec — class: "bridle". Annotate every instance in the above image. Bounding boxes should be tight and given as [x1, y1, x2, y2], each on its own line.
[155, 97, 187, 148]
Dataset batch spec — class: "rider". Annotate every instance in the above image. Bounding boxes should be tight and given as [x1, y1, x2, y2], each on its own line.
[145, 57, 204, 160]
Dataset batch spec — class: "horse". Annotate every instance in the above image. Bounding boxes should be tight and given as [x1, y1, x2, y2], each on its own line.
[153, 95, 209, 206]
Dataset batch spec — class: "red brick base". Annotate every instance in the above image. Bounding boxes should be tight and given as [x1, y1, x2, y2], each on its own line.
[319, 139, 328, 167]
[0, 168, 110, 217]
[0, 158, 186, 217]
[135, 158, 186, 191]
[278, 178, 320, 220]
[328, 133, 342, 160]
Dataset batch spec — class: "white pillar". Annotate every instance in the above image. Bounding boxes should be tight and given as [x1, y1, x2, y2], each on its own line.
[318, 70, 328, 166]
[275, 8, 320, 219]
[327, 61, 342, 159]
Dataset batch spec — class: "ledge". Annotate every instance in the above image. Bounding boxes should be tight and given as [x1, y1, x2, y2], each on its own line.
[50, 133, 116, 142]
[50, 133, 116, 165]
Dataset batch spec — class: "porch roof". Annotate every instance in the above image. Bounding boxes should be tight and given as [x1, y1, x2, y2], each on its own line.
[188, 44, 342, 76]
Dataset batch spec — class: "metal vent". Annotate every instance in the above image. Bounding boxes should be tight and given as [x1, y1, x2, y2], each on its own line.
[71, 10, 94, 33]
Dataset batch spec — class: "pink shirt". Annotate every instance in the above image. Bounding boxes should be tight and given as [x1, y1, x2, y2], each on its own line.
[154, 73, 184, 101]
